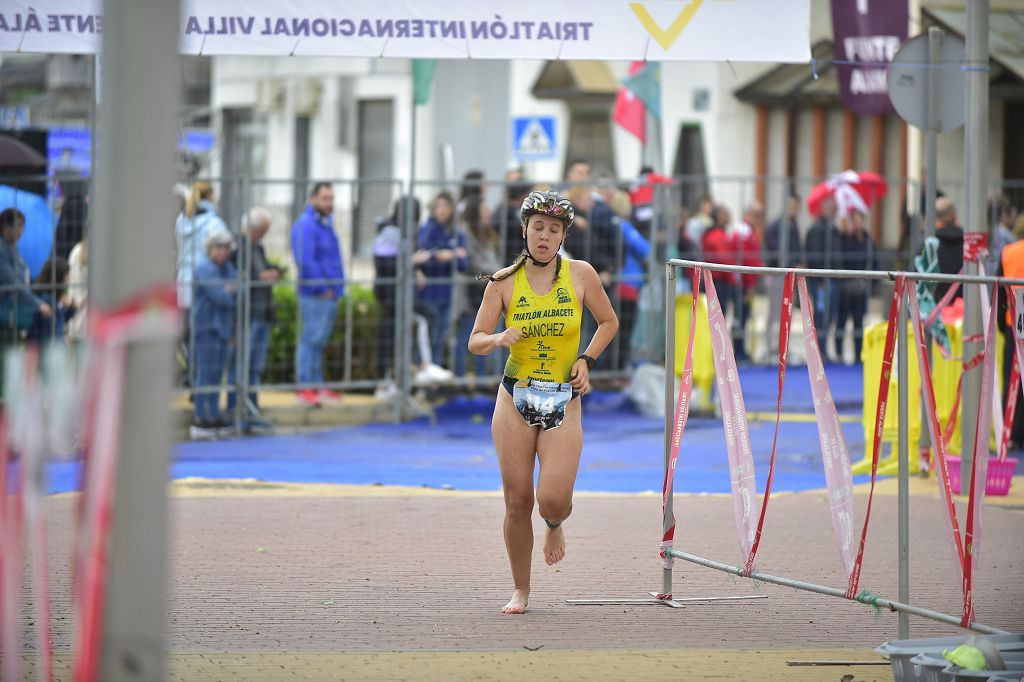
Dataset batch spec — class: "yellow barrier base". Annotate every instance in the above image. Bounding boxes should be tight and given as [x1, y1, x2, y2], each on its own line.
[850, 446, 922, 477]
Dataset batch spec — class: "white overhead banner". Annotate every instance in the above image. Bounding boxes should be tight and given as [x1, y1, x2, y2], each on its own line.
[1, 0, 810, 62]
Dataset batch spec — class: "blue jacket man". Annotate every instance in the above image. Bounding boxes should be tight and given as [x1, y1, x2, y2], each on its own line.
[290, 183, 344, 404]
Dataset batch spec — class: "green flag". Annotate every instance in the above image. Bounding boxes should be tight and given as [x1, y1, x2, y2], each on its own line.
[412, 59, 437, 106]
[623, 62, 661, 119]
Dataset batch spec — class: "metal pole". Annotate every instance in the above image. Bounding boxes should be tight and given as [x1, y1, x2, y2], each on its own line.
[897, 285, 910, 639]
[961, 0, 989, 493]
[663, 262, 677, 599]
[918, 28, 941, 466]
[924, 27, 941, 241]
[398, 78, 419, 419]
[92, 0, 179, 679]
[666, 549, 1008, 635]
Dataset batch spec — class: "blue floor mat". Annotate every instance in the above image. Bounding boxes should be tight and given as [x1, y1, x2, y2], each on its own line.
[47, 363, 886, 494]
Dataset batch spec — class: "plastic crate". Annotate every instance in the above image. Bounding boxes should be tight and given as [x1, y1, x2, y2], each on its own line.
[876, 634, 1024, 682]
[913, 652, 1024, 682]
[946, 456, 1019, 496]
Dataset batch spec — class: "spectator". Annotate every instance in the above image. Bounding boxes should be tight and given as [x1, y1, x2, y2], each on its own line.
[562, 159, 592, 234]
[372, 197, 454, 393]
[226, 207, 281, 432]
[373, 197, 415, 399]
[175, 182, 228, 311]
[414, 190, 467, 370]
[804, 196, 841, 356]
[65, 227, 88, 345]
[732, 201, 764, 362]
[627, 165, 672, 240]
[455, 171, 500, 379]
[764, 195, 802, 356]
[685, 194, 714, 251]
[933, 197, 964, 303]
[586, 172, 624, 285]
[175, 182, 228, 386]
[0, 208, 52, 396]
[564, 158, 591, 188]
[291, 182, 345, 406]
[27, 257, 71, 342]
[701, 204, 737, 311]
[598, 178, 643, 366]
[495, 182, 531, 267]
[834, 209, 874, 364]
[190, 228, 237, 440]
[989, 197, 1018, 276]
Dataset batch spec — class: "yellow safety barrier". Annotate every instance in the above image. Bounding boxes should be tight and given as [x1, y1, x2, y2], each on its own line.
[930, 320, 1004, 456]
[854, 318, 1005, 477]
[674, 294, 716, 413]
[855, 321, 921, 476]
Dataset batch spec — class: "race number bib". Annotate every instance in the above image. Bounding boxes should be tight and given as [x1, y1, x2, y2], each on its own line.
[1015, 289, 1024, 338]
[512, 379, 572, 430]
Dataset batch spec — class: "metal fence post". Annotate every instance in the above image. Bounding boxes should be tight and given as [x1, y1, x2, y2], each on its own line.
[662, 262, 677, 598]
[93, 0, 179, 677]
[897, 280, 910, 640]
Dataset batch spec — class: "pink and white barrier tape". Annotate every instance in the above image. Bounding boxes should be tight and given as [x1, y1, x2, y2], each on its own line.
[797, 277, 857, 580]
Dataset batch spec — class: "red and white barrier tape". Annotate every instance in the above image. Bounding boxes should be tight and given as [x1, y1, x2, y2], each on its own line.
[846, 275, 905, 600]
[658, 267, 701, 597]
[907, 286, 966, 587]
[962, 281, 1000, 627]
[1004, 289, 1024, 461]
[797, 277, 858, 580]
[0, 417, 23, 682]
[997, 291, 1020, 462]
[73, 285, 180, 682]
[703, 270, 759, 564]
[742, 271, 794, 576]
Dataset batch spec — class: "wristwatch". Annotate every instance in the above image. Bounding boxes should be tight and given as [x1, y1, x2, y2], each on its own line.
[578, 354, 596, 369]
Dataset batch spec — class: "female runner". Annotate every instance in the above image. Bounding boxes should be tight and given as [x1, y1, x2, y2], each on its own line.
[468, 190, 618, 614]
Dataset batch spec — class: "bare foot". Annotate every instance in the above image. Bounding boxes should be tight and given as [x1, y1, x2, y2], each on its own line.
[544, 525, 565, 565]
[501, 588, 530, 614]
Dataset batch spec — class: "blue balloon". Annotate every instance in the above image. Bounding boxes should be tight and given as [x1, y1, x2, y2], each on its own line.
[0, 185, 56, 280]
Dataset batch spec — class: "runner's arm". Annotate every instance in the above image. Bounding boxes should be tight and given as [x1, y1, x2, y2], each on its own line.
[468, 280, 519, 355]
[570, 261, 619, 392]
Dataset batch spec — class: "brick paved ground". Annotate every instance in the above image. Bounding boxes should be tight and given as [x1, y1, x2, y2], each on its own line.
[11, 477, 1023, 680]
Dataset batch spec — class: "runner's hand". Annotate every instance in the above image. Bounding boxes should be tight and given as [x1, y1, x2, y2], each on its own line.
[570, 358, 590, 395]
[496, 327, 522, 348]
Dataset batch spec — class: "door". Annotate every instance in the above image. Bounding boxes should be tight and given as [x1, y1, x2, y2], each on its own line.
[355, 99, 395, 256]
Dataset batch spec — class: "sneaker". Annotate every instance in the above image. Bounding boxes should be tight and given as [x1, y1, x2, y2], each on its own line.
[296, 389, 321, 406]
[189, 421, 218, 440]
[214, 418, 236, 437]
[374, 380, 400, 401]
[244, 415, 274, 434]
[318, 388, 343, 403]
[414, 363, 454, 386]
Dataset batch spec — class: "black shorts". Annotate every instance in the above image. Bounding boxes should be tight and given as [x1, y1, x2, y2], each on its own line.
[501, 375, 580, 400]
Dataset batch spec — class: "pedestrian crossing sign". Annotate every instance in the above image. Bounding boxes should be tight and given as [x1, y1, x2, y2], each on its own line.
[512, 116, 556, 161]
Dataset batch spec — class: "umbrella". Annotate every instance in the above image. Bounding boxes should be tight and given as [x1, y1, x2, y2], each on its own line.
[0, 134, 47, 169]
[0, 185, 56, 280]
[807, 170, 887, 218]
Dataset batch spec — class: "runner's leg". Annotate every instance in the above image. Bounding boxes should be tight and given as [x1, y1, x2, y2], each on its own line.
[492, 385, 539, 613]
[536, 397, 583, 565]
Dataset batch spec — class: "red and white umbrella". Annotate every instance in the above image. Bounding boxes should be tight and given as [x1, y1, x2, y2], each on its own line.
[807, 170, 888, 218]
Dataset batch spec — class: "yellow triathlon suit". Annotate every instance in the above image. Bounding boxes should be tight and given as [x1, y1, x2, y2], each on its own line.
[503, 262, 582, 383]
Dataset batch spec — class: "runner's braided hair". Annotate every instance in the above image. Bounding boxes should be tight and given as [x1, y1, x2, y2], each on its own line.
[478, 190, 574, 285]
